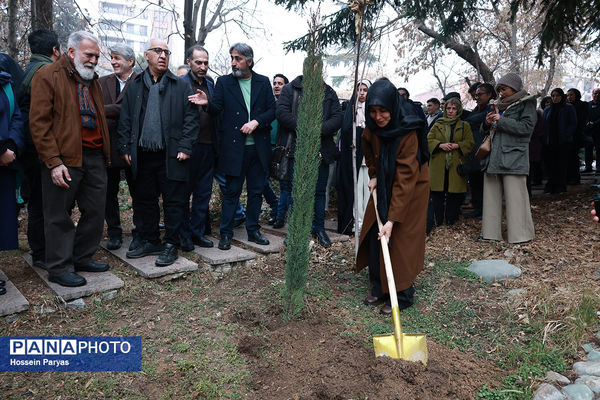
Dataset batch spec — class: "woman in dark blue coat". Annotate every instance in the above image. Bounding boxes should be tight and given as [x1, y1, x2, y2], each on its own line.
[0, 67, 25, 251]
[542, 88, 577, 194]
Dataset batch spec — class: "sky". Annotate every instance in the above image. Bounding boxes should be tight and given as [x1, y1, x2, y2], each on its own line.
[77, 0, 449, 100]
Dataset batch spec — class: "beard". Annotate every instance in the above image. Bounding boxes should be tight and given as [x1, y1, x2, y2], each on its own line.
[232, 65, 250, 78]
[74, 55, 96, 80]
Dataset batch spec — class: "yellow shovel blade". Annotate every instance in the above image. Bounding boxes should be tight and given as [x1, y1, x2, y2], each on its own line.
[373, 333, 428, 365]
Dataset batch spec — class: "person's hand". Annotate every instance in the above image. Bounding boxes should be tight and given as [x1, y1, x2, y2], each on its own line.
[50, 164, 71, 188]
[378, 220, 394, 242]
[485, 112, 500, 125]
[592, 202, 599, 223]
[240, 120, 259, 134]
[368, 177, 377, 193]
[188, 89, 208, 105]
[177, 152, 190, 161]
[0, 149, 16, 166]
[439, 143, 456, 152]
[122, 154, 131, 166]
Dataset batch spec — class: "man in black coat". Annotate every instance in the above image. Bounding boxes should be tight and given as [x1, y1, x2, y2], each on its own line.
[274, 74, 343, 247]
[189, 43, 276, 251]
[118, 39, 199, 266]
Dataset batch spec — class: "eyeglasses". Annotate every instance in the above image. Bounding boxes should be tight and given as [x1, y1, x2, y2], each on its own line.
[148, 48, 171, 56]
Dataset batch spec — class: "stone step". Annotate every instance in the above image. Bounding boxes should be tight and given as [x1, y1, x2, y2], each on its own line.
[192, 237, 256, 265]
[23, 254, 124, 301]
[0, 269, 29, 316]
[232, 227, 284, 254]
[263, 223, 350, 244]
[101, 237, 198, 278]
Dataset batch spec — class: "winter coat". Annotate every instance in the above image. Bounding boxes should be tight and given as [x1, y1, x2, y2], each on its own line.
[206, 71, 275, 176]
[30, 54, 110, 169]
[482, 95, 537, 175]
[0, 75, 24, 170]
[118, 69, 200, 181]
[275, 75, 342, 163]
[356, 128, 430, 293]
[541, 102, 577, 145]
[99, 71, 138, 168]
[427, 119, 474, 193]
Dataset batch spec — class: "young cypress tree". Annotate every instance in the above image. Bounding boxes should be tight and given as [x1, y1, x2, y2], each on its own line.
[282, 33, 325, 320]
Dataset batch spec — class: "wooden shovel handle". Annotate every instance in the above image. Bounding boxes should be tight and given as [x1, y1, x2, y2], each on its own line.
[372, 189, 400, 313]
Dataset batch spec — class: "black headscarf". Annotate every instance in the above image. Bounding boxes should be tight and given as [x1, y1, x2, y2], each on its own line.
[365, 80, 426, 222]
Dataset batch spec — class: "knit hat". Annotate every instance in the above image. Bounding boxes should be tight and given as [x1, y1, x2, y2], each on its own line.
[496, 72, 523, 92]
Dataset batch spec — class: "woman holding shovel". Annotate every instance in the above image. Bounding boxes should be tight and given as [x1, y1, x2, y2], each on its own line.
[356, 79, 430, 315]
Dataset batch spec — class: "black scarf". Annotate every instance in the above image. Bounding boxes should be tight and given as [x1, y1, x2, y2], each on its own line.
[365, 80, 425, 222]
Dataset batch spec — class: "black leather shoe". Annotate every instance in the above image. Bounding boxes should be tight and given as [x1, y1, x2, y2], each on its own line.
[48, 272, 86, 287]
[33, 260, 47, 270]
[75, 260, 109, 273]
[0, 279, 5, 286]
[272, 219, 285, 229]
[129, 236, 144, 251]
[155, 243, 178, 267]
[312, 230, 332, 248]
[218, 235, 231, 250]
[364, 296, 383, 306]
[248, 231, 269, 245]
[0, 287, 6, 295]
[380, 305, 393, 316]
[106, 236, 123, 250]
[233, 217, 246, 228]
[126, 241, 163, 259]
[180, 237, 194, 252]
[193, 235, 214, 248]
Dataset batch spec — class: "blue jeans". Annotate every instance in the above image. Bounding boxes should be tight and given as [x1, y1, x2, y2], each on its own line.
[220, 145, 265, 237]
[277, 160, 329, 232]
[181, 143, 214, 240]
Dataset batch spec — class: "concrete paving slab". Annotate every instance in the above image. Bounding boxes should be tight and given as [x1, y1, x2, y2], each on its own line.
[102, 237, 198, 278]
[327, 231, 350, 244]
[193, 237, 256, 265]
[23, 254, 124, 301]
[262, 223, 287, 236]
[0, 270, 29, 316]
[232, 227, 284, 254]
[324, 219, 337, 231]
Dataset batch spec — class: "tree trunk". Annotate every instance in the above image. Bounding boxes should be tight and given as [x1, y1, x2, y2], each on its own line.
[8, 0, 18, 59]
[183, 0, 195, 62]
[541, 54, 556, 96]
[509, 22, 520, 73]
[31, 0, 53, 30]
[417, 23, 496, 85]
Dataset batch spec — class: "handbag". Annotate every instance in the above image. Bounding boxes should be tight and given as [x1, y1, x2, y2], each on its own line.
[270, 88, 299, 181]
[270, 133, 293, 180]
[475, 135, 491, 159]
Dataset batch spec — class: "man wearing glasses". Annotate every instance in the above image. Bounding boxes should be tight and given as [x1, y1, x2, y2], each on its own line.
[118, 39, 199, 266]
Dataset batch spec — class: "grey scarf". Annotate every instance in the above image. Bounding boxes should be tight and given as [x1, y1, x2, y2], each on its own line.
[139, 70, 165, 150]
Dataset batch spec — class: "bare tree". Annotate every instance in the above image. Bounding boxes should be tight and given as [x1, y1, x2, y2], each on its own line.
[8, 0, 19, 58]
[31, 0, 53, 30]
[183, 0, 263, 59]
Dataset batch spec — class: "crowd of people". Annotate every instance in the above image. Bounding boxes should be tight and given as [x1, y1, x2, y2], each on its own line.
[1, 29, 599, 314]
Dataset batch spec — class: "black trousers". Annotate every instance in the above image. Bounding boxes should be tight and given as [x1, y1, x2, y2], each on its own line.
[544, 144, 569, 193]
[41, 150, 107, 277]
[105, 167, 140, 239]
[22, 150, 45, 262]
[131, 150, 187, 246]
[468, 171, 484, 212]
[367, 224, 415, 308]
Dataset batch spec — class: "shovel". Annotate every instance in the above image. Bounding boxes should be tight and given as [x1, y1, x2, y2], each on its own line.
[371, 189, 428, 365]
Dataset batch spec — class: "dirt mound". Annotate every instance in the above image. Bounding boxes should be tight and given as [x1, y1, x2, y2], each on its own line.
[243, 312, 500, 399]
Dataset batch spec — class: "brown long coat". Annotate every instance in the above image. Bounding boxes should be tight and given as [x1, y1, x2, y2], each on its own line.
[98, 71, 137, 168]
[356, 128, 430, 293]
[30, 54, 110, 169]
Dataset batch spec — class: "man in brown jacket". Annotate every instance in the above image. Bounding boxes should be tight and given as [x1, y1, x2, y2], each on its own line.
[98, 44, 139, 251]
[30, 31, 110, 287]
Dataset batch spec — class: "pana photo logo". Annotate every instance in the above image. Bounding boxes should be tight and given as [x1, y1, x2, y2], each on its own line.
[1, 336, 141, 372]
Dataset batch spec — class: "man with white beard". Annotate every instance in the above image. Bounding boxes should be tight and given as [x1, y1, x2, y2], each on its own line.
[29, 31, 111, 287]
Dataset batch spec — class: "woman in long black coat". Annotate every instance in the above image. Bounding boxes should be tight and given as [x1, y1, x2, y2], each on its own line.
[336, 80, 370, 235]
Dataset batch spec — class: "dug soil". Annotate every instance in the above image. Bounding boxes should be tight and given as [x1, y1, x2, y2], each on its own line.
[3, 183, 599, 399]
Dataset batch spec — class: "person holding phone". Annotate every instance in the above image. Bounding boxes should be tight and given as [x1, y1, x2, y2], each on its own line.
[479, 72, 536, 243]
